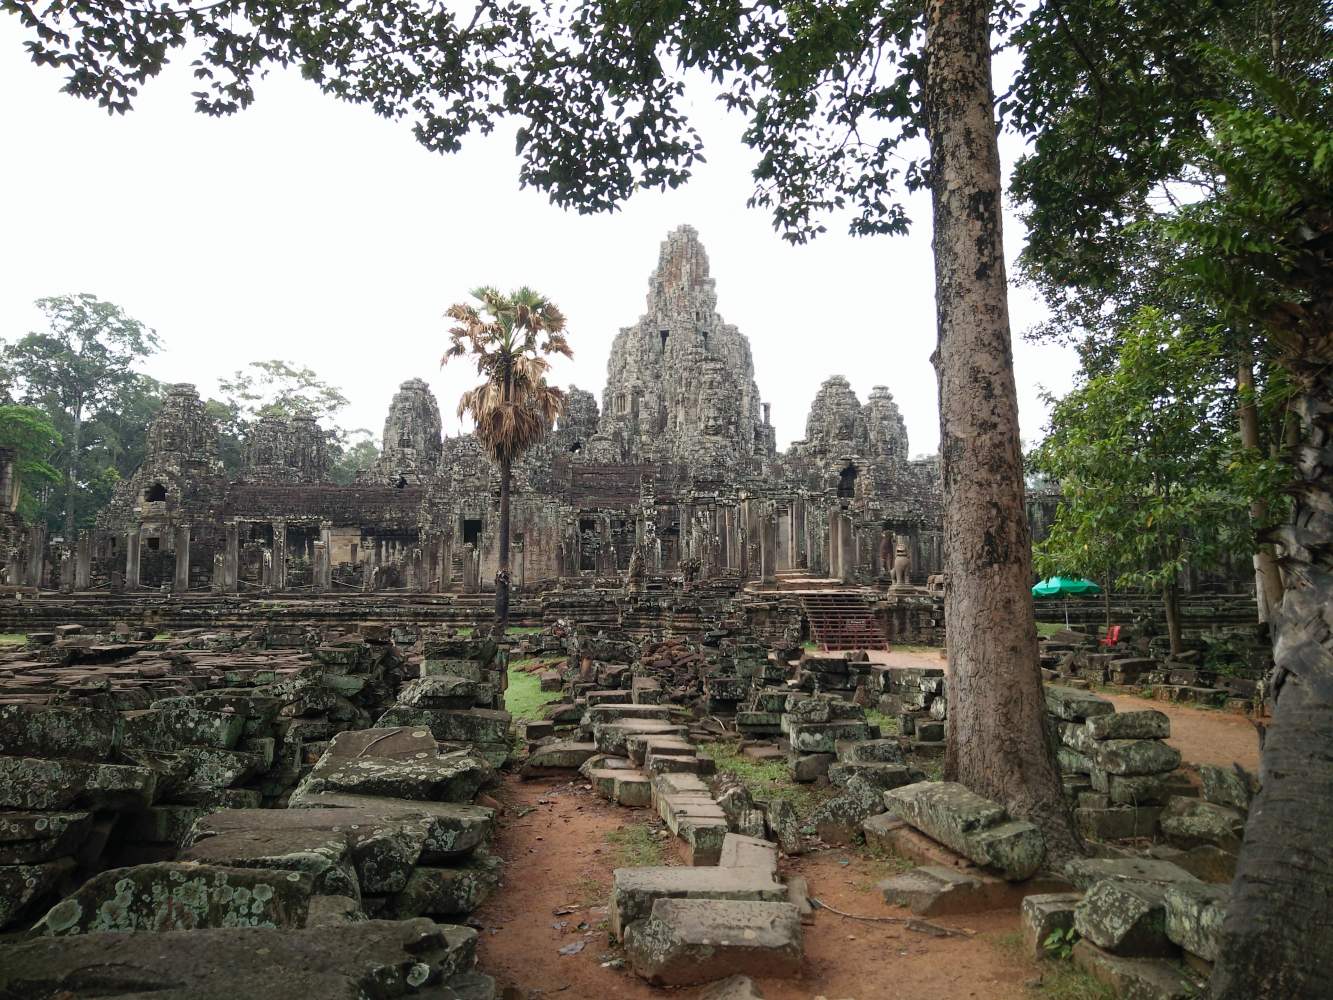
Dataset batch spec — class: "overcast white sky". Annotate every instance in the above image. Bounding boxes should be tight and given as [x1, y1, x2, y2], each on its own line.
[0, 19, 1075, 456]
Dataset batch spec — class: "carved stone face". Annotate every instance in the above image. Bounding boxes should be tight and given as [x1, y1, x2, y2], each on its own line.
[895, 542, 909, 558]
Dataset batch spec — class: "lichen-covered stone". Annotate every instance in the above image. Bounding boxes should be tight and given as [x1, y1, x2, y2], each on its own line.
[884, 781, 1045, 880]
[0, 756, 157, 811]
[0, 857, 75, 930]
[1164, 881, 1227, 962]
[1073, 878, 1174, 957]
[1198, 763, 1258, 812]
[386, 853, 501, 917]
[1085, 710, 1170, 741]
[1158, 796, 1246, 852]
[0, 810, 93, 864]
[0, 705, 121, 761]
[1063, 856, 1199, 892]
[289, 737, 493, 807]
[32, 862, 315, 935]
[1045, 687, 1114, 722]
[1092, 739, 1181, 776]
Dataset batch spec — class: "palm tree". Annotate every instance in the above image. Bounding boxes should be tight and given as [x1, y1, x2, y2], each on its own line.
[443, 286, 571, 637]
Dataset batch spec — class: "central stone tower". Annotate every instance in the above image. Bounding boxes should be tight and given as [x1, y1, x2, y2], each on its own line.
[599, 226, 775, 471]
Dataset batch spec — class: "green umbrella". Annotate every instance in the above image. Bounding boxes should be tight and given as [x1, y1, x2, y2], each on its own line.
[1032, 576, 1103, 597]
[1032, 576, 1103, 627]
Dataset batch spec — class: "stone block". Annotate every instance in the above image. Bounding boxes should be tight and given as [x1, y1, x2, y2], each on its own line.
[386, 854, 501, 918]
[1164, 882, 1227, 963]
[32, 862, 315, 934]
[624, 898, 802, 986]
[0, 810, 93, 865]
[1198, 764, 1257, 812]
[1159, 796, 1245, 852]
[1075, 805, 1163, 840]
[883, 781, 1045, 880]
[1021, 892, 1083, 961]
[0, 756, 157, 811]
[1086, 710, 1170, 741]
[289, 745, 493, 807]
[610, 864, 786, 940]
[718, 833, 777, 874]
[0, 858, 75, 930]
[1071, 939, 1203, 1000]
[0, 705, 121, 761]
[1074, 878, 1175, 957]
[519, 740, 598, 776]
[790, 752, 834, 783]
[1063, 857, 1199, 892]
[1045, 686, 1114, 722]
[1093, 739, 1181, 776]
[836, 738, 904, 764]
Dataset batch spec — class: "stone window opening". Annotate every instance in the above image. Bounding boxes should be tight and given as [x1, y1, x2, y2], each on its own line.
[144, 482, 167, 503]
[838, 463, 858, 498]
[394, 476, 408, 489]
[462, 519, 482, 547]
[579, 517, 597, 534]
[659, 329, 669, 353]
[146, 536, 161, 551]
[700, 329, 708, 352]
[568, 440, 583, 454]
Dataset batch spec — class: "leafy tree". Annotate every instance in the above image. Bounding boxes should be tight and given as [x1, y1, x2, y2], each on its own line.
[0, 0, 1083, 855]
[211, 360, 352, 475]
[329, 429, 380, 485]
[2, 294, 159, 542]
[444, 287, 570, 637]
[1032, 311, 1268, 654]
[0, 405, 62, 523]
[1156, 63, 1332, 1000]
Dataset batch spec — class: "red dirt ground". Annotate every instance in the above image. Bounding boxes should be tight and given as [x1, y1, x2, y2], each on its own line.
[474, 775, 1037, 1000]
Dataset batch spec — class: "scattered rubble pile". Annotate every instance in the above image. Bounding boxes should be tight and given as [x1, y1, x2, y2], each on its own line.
[0, 624, 508, 998]
[876, 662, 948, 755]
[1040, 628, 1267, 712]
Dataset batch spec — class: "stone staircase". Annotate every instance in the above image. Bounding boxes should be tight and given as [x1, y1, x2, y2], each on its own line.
[799, 591, 889, 650]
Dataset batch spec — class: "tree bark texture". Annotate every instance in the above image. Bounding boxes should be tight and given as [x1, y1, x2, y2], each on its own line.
[1237, 352, 1284, 624]
[926, 0, 1080, 860]
[1212, 301, 1333, 1000]
[1163, 579, 1183, 657]
[63, 408, 81, 544]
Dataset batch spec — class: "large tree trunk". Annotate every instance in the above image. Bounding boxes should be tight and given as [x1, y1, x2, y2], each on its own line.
[926, 0, 1081, 860]
[1162, 578, 1183, 657]
[1237, 351, 1284, 623]
[63, 408, 81, 543]
[1211, 299, 1333, 1000]
[493, 454, 512, 640]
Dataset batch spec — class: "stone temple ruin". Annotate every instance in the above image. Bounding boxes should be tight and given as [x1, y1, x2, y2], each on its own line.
[0, 227, 1267, 998]
[6, 227, 943, 610]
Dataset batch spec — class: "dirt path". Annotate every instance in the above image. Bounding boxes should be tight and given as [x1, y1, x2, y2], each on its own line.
[474, 775, 1037, 1000]
[1098, 691, 1261, 771]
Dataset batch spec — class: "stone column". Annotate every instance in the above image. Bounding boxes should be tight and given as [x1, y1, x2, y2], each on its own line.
[173, 523, 191, 593]
[319, 521, 334, 591]
[75, 531, 92, 591]
[827, 513, 840, 580]
[791, 497, 807, 569]
[59, 547, 74, 594]
[760, 510, 778, 584]
[839, 512, 856, 583]
[271, 518, 287, 591]
[27, 524, 45, 588]
[223, 520, 240, 594]
[362, 537, 377, 592]
[125, 530, 141, 589]
[212, 553, 225, 593]
[312, 541, 329, 593]
[738, 498, 752, 578]
[439, 534, 453, 592]
[462, 544, 480, 593]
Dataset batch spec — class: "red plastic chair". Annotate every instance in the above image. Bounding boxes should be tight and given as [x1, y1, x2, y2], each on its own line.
[1099, 625, 1121, 648]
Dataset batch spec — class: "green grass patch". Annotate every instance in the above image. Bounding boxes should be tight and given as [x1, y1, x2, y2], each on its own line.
[0, 634, 27, 646]
[504, 666, 563, 720]
[802, 640, 820, 651]
[605, 823, 667, 867]
[1035, 622, 1068, 638]
[865, 708, 899, 736]
[1028, 964, 1118, 1000]
[697, 739, 833, 813]
[505, 625, 544, 635]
